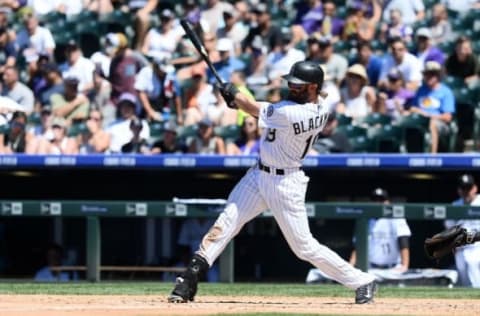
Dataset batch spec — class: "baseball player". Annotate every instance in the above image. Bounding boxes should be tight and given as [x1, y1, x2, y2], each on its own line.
[168, 61, 377, 304]
[445, 174, 480, 287]
[350, 188, 411, 272]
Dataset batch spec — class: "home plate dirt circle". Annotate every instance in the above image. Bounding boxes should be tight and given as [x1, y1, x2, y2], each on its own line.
[0, 295, 479, 315]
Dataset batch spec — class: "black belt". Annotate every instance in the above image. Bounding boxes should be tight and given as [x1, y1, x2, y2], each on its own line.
[370, 263, 396, 269]
[258, 161, 285, 175]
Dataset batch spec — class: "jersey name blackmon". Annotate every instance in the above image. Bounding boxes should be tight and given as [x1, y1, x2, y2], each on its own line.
[293, 115, 329, 135]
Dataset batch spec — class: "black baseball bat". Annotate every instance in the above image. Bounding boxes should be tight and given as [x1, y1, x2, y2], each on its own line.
[180, 19, 225, 87]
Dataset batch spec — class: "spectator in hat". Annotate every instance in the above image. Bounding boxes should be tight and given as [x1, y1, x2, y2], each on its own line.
[379, 8, 413, 44]
[378, 37, 422, 92]
[121, 117, 151, 154]
[208, 37, 245, 85]
[266, 27, 305, 86]
[106, 32, 147, 106]
[151, 121, 186, 154]
[135, 52, 182, 124]
[446, 174, 480, 288]
[141, 9, 183, 62]
[1, 66, 34, 114]
[412, 27, 445, 70]
[342, 0, 381, 42]
[27, 52, 50, 98]
[349, 188, 411, 273]
[312, 111, 352, 154]
[60, 40, 95, 94]
[106, 92, 150, 153]
[373, 68, 414, 121]
[38, 63, 64, 108]
[0, 26, 17, 76]
[337, 64, 376, 122]
[78, 108, 110, 154]
[349, 41, 382, 87]
[306, 34, 348, 85]
[217, 9, 247, 55]
[50, 77, 90, 122]
[36, 116, 79, 154]
[201, 0, 235, 34]
[2, 111, 36, 154]
[242, 3, 282, 52]
[187, 118, 225, 154]
[409, 61, 455, 153]
[16, 7, 55, 60]
[445, 36, 479, 86]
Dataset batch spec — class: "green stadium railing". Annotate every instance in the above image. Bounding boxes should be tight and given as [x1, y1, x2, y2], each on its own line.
[1, 200, 480, 282]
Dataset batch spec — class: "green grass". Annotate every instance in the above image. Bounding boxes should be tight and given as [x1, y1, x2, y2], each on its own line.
[0, 282, 479, 299]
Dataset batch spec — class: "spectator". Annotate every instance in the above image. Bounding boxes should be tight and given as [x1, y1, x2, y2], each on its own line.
[151, 121, 186, 154]
[312, 112, 352, 154]
[319, 65, 341, 112]
[208, 37, 245, 85]
[78, 108, 110, 154]
[129, 0, 160, 50]
[307, 34, 348, 85]
[141, 9, 183, 61]
[60, 41, 95, 94]
[446, 174, 480, 288]
[38, 63, 64, 108]
[28, 105, 54, 152]
[106, 32, 147, 106]
[429, 3, 454, 46]
[34, 243, 77, 282]
[350, 188, 411, 273]
[226, 115, 260, 155]
[319, 0, 344, 43]
[242, 3, 282, 53]
[378, 37, 423, 92]
[187, 118, 225, 154]
[379, 8, 413, 44]
[244, 36, 269, 96]
[217, 9, 247, 55]
[295, 0, 323, 36]
[440, 0, 480, 16]
[349, 41, 382, 87]
[183, 69, 217, 126]
[0, 26, 17, 76]
[413, 28, 445, 69]
[90, 65, 114, 126]
[373, 68, 414, 121]
[1, 66, 34, 114]
[50, 77, 89, 122]
[201, 0, 235, 35]
[106, 92, 150, 153]
[266, 28, 305, 87]
[2, 111, 35, 153]
[16, 7, 55, 61]
[445, 36, 479, 86]
[121, 117, 151, 154]
[36, 116, 78, 154]
[342, 0, 380, 42]
[336, 64, 376, 122]
[409, 61, 455, 153]
[382, 0, 425, 26]
[135, 53, 182, 124]
[27, 53, 50, 98]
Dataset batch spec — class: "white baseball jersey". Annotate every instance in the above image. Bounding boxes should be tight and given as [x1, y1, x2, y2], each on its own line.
[368, 219, 411, 267]
[195, 98, 375, 290]
[258, 100, 330, 168]
[445, 194, 480, 287]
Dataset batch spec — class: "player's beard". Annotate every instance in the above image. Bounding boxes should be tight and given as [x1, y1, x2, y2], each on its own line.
[287, 86, 309, 103]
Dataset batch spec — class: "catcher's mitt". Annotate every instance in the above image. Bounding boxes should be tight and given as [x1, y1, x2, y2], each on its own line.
[424, 225, 475, 260]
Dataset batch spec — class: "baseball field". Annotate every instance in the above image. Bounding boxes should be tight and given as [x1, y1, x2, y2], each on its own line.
[0, 282, 479, 316]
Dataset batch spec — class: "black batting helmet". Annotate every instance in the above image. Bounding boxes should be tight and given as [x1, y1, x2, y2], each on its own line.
[282, 61, 324, 87]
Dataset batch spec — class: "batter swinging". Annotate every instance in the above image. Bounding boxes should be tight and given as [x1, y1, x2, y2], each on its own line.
[168, 61, 377, 304]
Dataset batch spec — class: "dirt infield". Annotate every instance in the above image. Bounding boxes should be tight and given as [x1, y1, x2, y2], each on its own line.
[1, 295, 479, 316]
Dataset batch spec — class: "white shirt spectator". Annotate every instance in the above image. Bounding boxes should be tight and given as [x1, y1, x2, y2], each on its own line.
[379, 52, 423, 85]
[107, 119, 150, 153]
[16, 25, 55, 56]
[382, 0, 425, 26]
[441, 0, 478, 14]
[29, 0, 83, 16]
[1, 82, 34, 113]
[90, 51, 111, 77]
[61, 56, 95, 92]
[340, 86, 371, 119]
[266, 47, 306, 81]
[143, 27, 183, 61]
[134, 66, 176, 101]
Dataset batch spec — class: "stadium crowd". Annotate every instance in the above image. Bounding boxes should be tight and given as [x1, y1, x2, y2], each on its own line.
[0, 0, 479, 155]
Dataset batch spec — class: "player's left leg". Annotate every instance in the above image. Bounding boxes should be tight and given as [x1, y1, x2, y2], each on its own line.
[260, 171, 376, 303]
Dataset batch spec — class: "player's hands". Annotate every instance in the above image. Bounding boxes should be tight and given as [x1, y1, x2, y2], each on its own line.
[218, 83, 239, 109]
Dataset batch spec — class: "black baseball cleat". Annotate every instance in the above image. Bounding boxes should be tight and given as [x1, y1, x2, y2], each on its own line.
[355, 281, 377, 304]
[168, 276, 196, 303]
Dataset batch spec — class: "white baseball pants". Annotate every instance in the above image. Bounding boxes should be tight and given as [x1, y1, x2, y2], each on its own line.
[196, 167, 375, 289]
